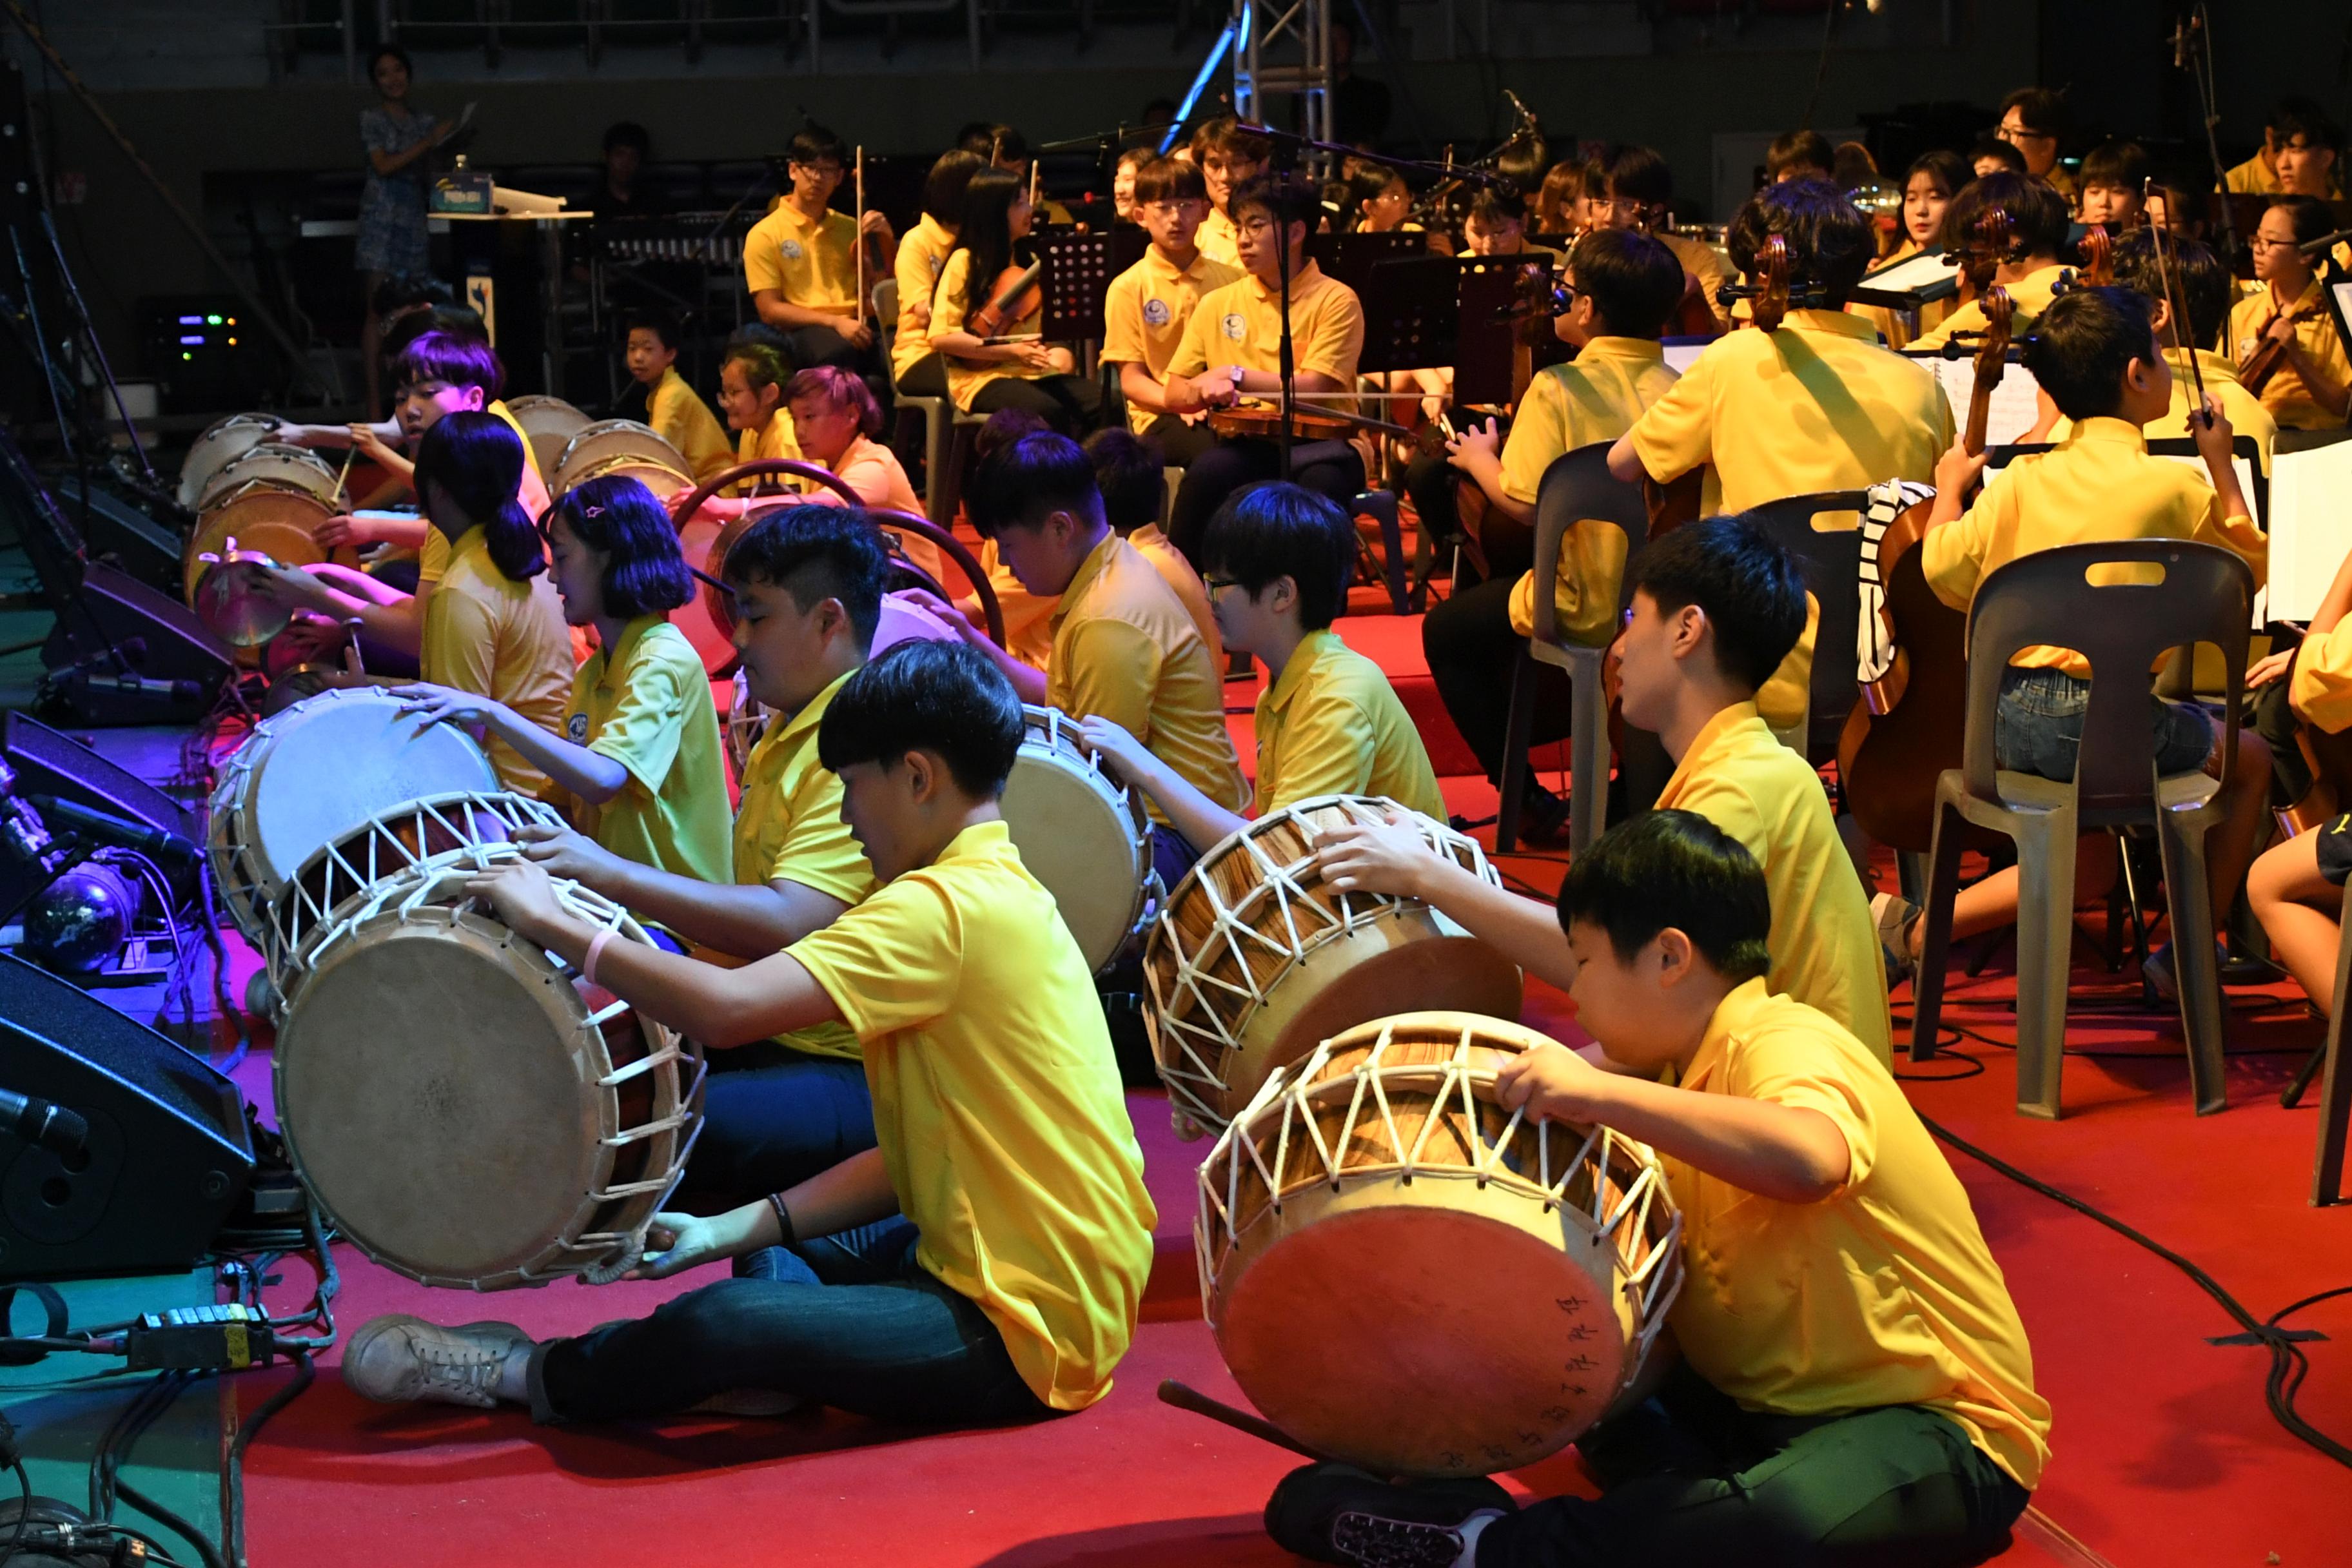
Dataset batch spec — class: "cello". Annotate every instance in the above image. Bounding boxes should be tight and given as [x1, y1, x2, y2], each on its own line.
[1835, 209, 2018, 853]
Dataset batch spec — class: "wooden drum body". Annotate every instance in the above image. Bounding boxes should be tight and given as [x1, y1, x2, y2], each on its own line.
[505, 395, 592, 481]
[184, 446, 355, 607]
[1200, 1012, 1683, 1478]
[177, 412, 284, 510]
[275, 852, 703, 1290]
[551, 420, 690, 500]
[1000, 705, 1156, 974]
[1146, 797, 1523, 1132]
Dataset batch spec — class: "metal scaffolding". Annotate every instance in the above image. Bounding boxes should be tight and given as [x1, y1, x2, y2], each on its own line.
[1231, 0, 1331, 153]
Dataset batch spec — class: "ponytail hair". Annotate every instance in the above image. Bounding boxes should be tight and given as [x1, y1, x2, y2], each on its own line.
[544, 474, 692, 617]
[413, 410, 545, 583]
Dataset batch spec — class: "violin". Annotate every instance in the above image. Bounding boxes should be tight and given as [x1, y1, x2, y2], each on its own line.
[1206, 399, 1409, 445]
[970, 257, 1044, 340]
[2239, 291, 2324, 396]
[1712, 235, 1834, 332]
[2072, 224, 2113, 288]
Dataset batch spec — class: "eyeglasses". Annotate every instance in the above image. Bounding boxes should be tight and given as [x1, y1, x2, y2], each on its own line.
[1237, 219, 1277, 238]
[1994, 121, 2055, 145]
[1141, 199, 1208, 215]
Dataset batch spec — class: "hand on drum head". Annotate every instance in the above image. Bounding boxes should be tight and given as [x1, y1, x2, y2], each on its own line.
[627, 1211, 734, 1281]
[1494, 1038, 1604, 1126]
[392, 680, 504, 732]
[1312, 808, 1441, 899]
[464, 856, 568, 945]
[1074, 715, 1150, 781]
[890, 587, 984, 644]
[513, 821, 624, 887]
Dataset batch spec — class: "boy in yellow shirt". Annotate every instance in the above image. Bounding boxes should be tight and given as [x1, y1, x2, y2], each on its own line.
[347, 638, 1155, 1431]
[743, 121, 894, 374]
[1874, 286, 2273, 995]
[1586, 144, 1729, 333]
[1083, 482, 1443, 855]
[1320, 517, 1894, 1064]
[1087, 426, 1222, 668]
[1269, 809, 2044, 1568]
[1190, 116, 1271, 268]
[623, 311, 732, 483]
[2231, 197, 2351, 431]
[1907, 172, 2073, 353]
[1101, 156, 1242, 466]
[2223, 98, 2346, 197]
[1418, 228, 1685, 834]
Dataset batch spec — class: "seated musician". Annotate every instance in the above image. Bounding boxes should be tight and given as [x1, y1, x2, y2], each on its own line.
[1414, 229, 1685, 841]
[1609, 177, 1954, 738]
[2075, 139, 2149, 230]
[890, 149, 983, 400]
[957, 122, 1075, 226]
[2250, 542, 2352, 1014]
[774, 365, 943, 583]
[927, 167, 1102, 436]
[346, 638, 1155, 1435]
[1081, 482, 1443, 858]
[1970, 137, 2029, 181]
[2223, 97, 2346, 198]
[1190, 115, 1273, 270]
[1101, 155, 1242, 467]
[921, 433, 1245, 890]
[1765, 128, 1835, 184]
[398, 475, 729, 884]
[2230, 197, 2351, 432]
[625, 310, 732, 484]
[518, 508, 887, 1208]
[1086, 427, 1222, 668]
[743, 121, 894, 375]
[1159, 173, 1369, 565]
[712, 339, 804, 487]
[1908, 171, 2073, 351]
[1589, 143, 1729, 333]
[1458, 181, 1553, 259]
[1995, 86, 2076, 206]
[1322, 518, 1893, 1064]
[1850, 150, 1968, 349]
[1268, 810, 2044, 1568]
[1531, 157, 1595, 243]
[1872, 287, 2273, 996]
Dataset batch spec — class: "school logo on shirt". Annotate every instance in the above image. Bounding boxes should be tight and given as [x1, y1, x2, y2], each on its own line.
[1142, 297, 1171, 328]
[1222, 312, 1248, 342]
[779, 239, 805, 262]
[567, 713, 589, 743]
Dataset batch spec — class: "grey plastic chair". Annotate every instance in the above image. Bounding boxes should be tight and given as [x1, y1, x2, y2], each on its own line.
[874, 277, 981, 524]
[1495, 443, 1652, 854]
[1738, 490, 1869, 766]
[1910, 539, 2253, 1119]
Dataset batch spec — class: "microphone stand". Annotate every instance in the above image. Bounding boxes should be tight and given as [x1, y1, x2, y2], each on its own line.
[1277, 211, 1295, 482]
[2170, 1, 2240, 263]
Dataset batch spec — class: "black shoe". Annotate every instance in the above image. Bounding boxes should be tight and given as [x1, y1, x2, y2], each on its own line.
[1264, 1462, 1514, 1567]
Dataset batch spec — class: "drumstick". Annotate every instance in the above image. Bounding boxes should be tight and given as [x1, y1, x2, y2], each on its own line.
[1156, 1379, 1327, 1460]
[331, 440, 357, 508]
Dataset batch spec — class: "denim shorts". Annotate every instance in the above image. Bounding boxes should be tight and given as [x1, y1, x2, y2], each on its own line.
[1994, 666, 2213, 783]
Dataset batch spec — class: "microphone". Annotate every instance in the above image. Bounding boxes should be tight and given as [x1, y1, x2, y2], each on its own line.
[23, 795, 202, 870]
[0, 763, 55, 868]
[1502, 89, 1538, 131]
[1, 1089, 89, 1157]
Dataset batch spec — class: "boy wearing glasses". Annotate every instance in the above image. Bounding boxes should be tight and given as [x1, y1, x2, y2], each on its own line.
[1102, 157, 1243, 467]
[1993, 86, 2074, 205]
[745, 121, 896, 373]
[1191, 116, 1273, 269]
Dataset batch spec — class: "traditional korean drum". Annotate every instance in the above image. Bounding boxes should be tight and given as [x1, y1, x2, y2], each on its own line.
[549, 419, 691, 500]
[184, 445, 354, 607]
[1199, 1012, 1684, 1477]
[1145, 796, 1524, 1132]
[1001, 705, 1155, 974]
[275, 851, 703, 1290]
[504, 394, 593, 482]
[177, 412, 284, 510]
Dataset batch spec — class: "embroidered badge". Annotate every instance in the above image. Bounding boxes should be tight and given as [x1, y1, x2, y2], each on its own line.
[1221, 312, 1248, 342]
[780, 239, 805, 261]
[567, 713, 589, 743]
[1142, 297, 1171, 328]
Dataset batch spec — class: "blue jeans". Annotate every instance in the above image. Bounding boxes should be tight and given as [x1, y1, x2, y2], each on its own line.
[1994, 667, 2213, 783]
[672, 1044, 876, 1213]
[1152, 823, 1203, 893]
[530, 1216, 1052, 1427]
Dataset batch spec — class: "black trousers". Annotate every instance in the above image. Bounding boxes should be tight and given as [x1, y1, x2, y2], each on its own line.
[1423, 576, 1572, 788]
[1139, 413, 1220, 468]
[896, 352, 949, 398]
[1402, 448, 1538, 587]
[1168, 437, 1366, 567]
[1475, 1365, 2030, 1568]
[970, 373, 1104, 437]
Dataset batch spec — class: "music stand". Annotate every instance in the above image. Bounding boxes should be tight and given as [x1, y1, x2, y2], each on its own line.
[1453, 255, 1565, 407]
[1039, 227, 1150, 342]
[1849, 248, 1963, 311]
[1356, 255, 1459, 377]
[1308, 231, 1427, 302]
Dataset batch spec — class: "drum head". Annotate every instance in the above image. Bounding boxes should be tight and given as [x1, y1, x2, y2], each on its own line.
[196, 445, 339, 513]
[1001, 724, 1148, 972]
[183, 484, 349, 603]
[178, 413, 282, 510]
[506, 395, 592, 479]
[277, 918, 612, 1282]
[553, 420, 687, 496]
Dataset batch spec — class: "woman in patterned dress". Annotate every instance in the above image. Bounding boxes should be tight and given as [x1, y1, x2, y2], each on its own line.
[357, 44, 447, 411]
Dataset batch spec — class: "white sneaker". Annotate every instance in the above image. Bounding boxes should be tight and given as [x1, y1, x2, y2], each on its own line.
[1872, 891, 1919, 982]
[342, 1313, 533, 1409]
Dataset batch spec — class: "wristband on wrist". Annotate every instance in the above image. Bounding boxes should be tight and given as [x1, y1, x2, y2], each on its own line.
[767, 1193, 796, 1248]
[582, 928, 617, 988]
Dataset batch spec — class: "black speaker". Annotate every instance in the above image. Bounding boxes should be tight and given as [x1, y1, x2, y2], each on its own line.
[44, 471, 189, 596]
[0, 710, 201, 917]
[37, 564, 233, 727]
[0, 954, 253, 1280]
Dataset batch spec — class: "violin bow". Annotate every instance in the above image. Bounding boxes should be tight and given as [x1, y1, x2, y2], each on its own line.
[854, 144, 867, 325]
[2143, 177, 2211, 425]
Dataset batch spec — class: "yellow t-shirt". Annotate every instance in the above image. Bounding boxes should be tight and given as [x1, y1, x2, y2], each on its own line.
[418, 525, 575, 798]
[1196, 207, 1240, 268]
[729, 669, 877, 1061]
[420, 399, 551, 589]
[646, 366, 734, 485]
[1102, 246, 1245, 435]
[1666, 978, 2051, 1489]
[2291, 618, 2352, 734]
[1498, 338, 1681, 645]
[1048, 533, 1248, 817]
[1908, 262, 2070, 353]
[892, 213, 956, 382]
[2222, 152, 2342, 199]
[966, 538, 1057, 672]
[743, 200, 858, 312]
[1629, 308, 1953, 731]
[1164, 260, 1366, 395]
[2046, 348, 2276, 475]
[789, 819, 1157, 1411]
[565, 616, 732, 887]
[1126, 521, 1222, 673]
[729, 406, 804, 497]
[1921, 416, 2266, 680]
[932, 248, 1050, 414]
[1253, 629, 1444, 821]
[2230, 276, 2351, 432]
[1655, 703, 1892, 1064]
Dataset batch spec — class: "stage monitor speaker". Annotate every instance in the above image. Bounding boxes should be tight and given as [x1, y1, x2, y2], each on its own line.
[0, 954, 253, 1280]
[0, 710, 202, 916]
[46, 471, 189, 596]
[38, 563, 233, 727]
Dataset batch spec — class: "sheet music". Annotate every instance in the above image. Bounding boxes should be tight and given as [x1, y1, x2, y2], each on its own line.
[1662, 340, 1709, 374]
[2264, 439, 2352, 622]
[1859, 250, 1961, 297]
[1925, 358, 2044, 448]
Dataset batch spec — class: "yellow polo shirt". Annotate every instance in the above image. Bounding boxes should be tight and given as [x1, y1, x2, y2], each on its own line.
[2291, 620, 2352, 734]
[1908, 262, 2071, 353]
[932, 248, 1050, 413]
[646, 366, 734, 485]
[2222, 152, 2342, 198]
[1655, 703, 1892, 1064]
[419, 525, 574, 798]
[2231, 276, 2351, 431]
[564, 616, 731, 886]
[892, 213, 956, 382]
[1196, 207, 1240, 268]
[1102, 246, 1244, 435]
[1048, 533, 1248, 816]
[1165, 260, 1366, 395]
[1253, 629, 1443, 820]
[1499, 338, 1681, 645]
[729, 406, 804, 498]
[1126, 520, 1222, 672]
[419, 399, 549, 591]
[789, 819, 1156, 1411]
[730, 669, 876, 1061]
[1629, 308, 1952, 731]
[743, 200, 858, 312]
[966, 538, 1057, 672]
[2046, 348, 2277, 474]
[1921, 416, 2266, 679]
[1666, 978, 2050, 1489]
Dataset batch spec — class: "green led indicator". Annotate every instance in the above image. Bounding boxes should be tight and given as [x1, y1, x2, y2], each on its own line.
[206, 314, 222, 325]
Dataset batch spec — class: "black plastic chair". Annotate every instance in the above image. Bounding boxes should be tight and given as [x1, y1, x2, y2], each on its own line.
[1738, 490, 1870, 766]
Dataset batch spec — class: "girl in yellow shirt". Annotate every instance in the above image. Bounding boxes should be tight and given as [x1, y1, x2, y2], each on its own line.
[927, 167, 1102, 433]
[714, 341, 803, 492]
[399, 471, 730, 883]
